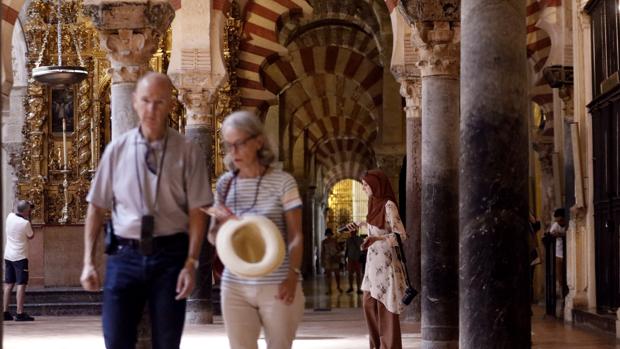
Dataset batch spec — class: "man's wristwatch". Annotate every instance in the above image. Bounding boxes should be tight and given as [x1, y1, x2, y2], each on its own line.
[186, 257, 199, 269]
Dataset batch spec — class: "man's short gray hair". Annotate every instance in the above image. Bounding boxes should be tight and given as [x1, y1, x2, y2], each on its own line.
[221, 110, 275, 172]
[15, 200, 31, 214]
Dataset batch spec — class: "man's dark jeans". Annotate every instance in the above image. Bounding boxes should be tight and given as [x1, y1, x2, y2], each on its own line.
[102, 234, 188, 349]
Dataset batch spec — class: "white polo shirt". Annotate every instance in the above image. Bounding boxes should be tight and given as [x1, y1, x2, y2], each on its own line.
[87, 127, 213, 239]
[4, 212, 34, 261]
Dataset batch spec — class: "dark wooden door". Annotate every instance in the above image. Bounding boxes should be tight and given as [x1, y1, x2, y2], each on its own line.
[587, 0, 620, 312]
[591, 93, 620, 311]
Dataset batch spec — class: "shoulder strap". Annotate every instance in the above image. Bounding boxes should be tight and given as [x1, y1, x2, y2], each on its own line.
[222, 171, 235, 202]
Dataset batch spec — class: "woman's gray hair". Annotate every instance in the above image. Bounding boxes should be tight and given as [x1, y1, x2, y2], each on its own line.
[221, 110, 275, 171]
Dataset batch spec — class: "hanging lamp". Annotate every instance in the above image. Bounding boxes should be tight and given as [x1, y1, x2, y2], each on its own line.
[32, 0, 87, 86]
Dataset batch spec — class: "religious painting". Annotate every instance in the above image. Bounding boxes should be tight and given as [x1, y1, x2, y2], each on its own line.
[50, 87, 75, 134]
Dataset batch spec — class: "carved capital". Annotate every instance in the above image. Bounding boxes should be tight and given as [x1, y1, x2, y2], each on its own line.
[390, 64, 420, 82]
[84, 0, 175, 31]
[398, 0, 460, 24]
[560, 85, 574, 121]
[412, 21, 460, 77]
[179, 90, 215, 126]
[376, 153, 404, 176]
[532, 136, 554, 174]
[578, 11, 591, 30]
[171, 71, 226, 126]
[84, 0, 175, 83]
[399, 78, 422, 119]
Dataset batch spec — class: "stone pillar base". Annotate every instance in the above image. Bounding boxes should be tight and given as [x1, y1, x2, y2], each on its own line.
[564, 292, 587, 321]
[185, 299, 214, 324]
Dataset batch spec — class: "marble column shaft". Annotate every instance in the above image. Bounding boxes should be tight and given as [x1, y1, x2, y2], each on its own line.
[179, 88, 216, 325]
[460, 0, 530, 347]
[400, 78, 422, 322]
[421, 76, 460, 349]
[413, 21, 460, 349]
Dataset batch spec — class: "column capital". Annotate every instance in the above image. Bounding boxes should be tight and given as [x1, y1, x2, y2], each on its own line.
[532, 135, 554, 173]
[375, 153, 404, 177]
[398, 0, 460, 25]
[398, 78, 422, 119]
[390, 64, 420, 82]
[412, 21, 460, 78]
[83, 0, 175, 84]
[171, 71, 225, 127]
[542, 65, 574, 120]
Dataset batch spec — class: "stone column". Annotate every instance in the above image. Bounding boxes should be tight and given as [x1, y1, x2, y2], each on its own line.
[460, 0, 530, 346]
[168, 0, 227, 324]
[397, 76, 422, 321]
[533, 139, 556, 230]
[174, 84, 218, 324]
[83, 0, 175, 138]
[410, 20, 460, 348]
[302, 184, 316, 276]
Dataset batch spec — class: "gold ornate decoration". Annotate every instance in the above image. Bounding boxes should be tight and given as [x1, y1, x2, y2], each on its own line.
[16, 0, 177, 225]
[213, 0, 242, 177]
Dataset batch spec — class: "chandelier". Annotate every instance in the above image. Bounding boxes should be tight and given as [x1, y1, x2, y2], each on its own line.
[32, 0, 87, 86]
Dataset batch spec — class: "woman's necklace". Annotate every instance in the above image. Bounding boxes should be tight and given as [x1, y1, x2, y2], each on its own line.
[233, 167, 267, 215]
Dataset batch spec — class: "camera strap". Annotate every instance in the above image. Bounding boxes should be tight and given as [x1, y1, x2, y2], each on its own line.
[134, 129, 169, 215]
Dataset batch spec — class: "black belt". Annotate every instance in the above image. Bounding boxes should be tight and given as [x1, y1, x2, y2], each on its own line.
[117, 233, 187, 251]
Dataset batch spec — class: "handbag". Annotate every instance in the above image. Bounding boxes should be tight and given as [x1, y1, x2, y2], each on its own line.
[394, 233, 418, 305]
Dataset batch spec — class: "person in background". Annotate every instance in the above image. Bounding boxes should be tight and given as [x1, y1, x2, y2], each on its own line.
[549, 208, 567, 298]
[344, 228, 363, 294]
[321, 228, 342, 294]
[3, 200, 36, 321]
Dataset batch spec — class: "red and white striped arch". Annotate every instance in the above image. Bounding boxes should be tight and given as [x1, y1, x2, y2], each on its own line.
[236, 0, 391, 186]
[526, 0, 561, 115]
[236, 0, 313, 109]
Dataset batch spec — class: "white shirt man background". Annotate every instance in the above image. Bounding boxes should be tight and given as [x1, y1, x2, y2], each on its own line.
[3, 200, 35, 321]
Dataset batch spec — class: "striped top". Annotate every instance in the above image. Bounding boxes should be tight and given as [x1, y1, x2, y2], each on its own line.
[216, 167, 302, 285]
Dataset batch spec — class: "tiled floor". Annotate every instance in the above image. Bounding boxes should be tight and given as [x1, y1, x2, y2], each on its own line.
[4, 278, 620, 348]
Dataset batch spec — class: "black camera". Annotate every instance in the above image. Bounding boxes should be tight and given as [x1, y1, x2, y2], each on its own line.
[140, 215, 155, 255]
[402, 286, 418, 305]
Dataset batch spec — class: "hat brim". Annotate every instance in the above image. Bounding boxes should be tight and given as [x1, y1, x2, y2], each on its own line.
[216, 215, 286, 278]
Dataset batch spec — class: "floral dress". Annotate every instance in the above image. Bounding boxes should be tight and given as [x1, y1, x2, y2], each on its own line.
[360, 200, 408, 314]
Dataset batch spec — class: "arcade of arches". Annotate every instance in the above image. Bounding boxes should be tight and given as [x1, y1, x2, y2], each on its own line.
[1, 0, 620, 347]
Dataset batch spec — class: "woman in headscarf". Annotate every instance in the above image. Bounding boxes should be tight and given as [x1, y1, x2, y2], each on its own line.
[346, 169, 407, 349]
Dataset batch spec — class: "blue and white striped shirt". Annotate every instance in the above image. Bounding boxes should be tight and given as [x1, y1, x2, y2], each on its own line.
[216, 168, 302, 285]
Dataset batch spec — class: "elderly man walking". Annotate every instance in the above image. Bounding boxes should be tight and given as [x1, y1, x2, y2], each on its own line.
[3, 200, 35, 321]
[80, 72, 212, 349]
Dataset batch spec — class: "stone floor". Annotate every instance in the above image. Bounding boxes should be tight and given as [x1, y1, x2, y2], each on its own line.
[4, 277, 620, 348]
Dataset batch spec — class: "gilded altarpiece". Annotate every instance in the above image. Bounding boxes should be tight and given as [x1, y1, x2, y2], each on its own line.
[17, 0, 185, 225]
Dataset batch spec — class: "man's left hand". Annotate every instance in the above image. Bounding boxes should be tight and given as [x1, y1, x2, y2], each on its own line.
[276, 274, 298, 305]
[175, 265, 196, 300]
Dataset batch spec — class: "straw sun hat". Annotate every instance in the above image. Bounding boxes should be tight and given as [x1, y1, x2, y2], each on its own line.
[216, 216, 286, 278]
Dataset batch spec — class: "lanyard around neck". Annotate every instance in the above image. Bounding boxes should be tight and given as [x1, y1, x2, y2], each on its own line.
[233, 167, 267, 216]
[134, 130, 169, 215]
